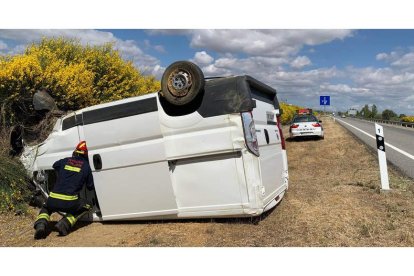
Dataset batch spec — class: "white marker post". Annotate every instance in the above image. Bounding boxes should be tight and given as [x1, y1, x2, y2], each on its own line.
[375, 123, 390, 191]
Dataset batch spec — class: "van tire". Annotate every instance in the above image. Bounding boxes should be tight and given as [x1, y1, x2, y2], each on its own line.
[161, 61, 205, 106]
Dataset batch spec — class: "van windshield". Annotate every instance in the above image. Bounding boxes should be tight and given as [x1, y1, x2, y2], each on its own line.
[293, 115, 318, 123]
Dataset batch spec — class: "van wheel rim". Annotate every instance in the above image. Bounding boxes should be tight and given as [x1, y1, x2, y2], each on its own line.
[167, 69, 192, 97]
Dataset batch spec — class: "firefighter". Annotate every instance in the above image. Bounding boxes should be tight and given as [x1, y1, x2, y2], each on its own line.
[33, 141, 95, 239]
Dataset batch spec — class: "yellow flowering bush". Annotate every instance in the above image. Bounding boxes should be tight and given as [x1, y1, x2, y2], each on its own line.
[401, 116, 414, 123]
[0, 38, 160, 126]
[280, 103, 304, 125]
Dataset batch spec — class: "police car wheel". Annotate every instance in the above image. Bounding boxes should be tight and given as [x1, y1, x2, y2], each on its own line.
[161, 61, 205, 106]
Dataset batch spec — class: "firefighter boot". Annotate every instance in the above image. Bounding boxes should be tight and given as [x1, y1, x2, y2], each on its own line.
[55, 218, 71, 236]
[34, 222, 48, 240]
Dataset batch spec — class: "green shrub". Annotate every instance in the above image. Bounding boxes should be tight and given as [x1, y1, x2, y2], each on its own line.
[0, 134, 30, 213]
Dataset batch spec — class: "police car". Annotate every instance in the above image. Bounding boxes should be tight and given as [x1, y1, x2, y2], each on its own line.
[289, 114, 324, 139]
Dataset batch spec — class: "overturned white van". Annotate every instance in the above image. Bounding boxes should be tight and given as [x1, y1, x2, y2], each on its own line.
[20, 61, 289, 221]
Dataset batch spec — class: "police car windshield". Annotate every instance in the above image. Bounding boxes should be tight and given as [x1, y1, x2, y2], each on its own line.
[293, 115, 318, 123]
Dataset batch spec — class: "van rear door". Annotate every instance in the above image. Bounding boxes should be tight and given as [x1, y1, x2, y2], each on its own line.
[251, 92, 285, 206]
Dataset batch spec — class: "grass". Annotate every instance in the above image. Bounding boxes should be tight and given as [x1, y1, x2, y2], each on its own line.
[2, 117, 414, 246]
[0, 129, 31, 214]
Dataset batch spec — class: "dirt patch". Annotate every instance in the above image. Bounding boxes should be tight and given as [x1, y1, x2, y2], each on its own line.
[2, 117, 414, 246]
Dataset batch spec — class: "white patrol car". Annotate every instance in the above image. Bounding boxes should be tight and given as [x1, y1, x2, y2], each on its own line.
[289, 114, 324, 139]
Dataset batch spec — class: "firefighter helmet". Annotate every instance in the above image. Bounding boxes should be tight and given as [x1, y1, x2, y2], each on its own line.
[74, 141, 88, 156]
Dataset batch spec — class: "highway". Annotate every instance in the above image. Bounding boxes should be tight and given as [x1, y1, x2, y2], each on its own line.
[336, 117, 414, 179]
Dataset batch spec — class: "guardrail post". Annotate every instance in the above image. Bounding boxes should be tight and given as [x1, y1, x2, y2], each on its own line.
[375, 123, 390, 192]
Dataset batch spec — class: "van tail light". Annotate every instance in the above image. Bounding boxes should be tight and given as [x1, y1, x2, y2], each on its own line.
[312, 123, 321, 127]
[276, 115, 286, 150]
[241, 112, 259, 156]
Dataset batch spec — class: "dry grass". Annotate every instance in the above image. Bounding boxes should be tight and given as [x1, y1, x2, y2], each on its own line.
[2, 117, 414, 247]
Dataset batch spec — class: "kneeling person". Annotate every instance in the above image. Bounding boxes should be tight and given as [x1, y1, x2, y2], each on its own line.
[34, 141, 95, 239]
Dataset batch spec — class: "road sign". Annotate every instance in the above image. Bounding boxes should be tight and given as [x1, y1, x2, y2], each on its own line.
[320, 96, 330, 106]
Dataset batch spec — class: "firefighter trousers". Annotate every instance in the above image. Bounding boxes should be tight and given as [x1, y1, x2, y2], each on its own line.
[34, 194, 92, 233]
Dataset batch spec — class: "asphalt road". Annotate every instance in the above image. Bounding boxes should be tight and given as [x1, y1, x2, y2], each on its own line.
[335, 117, 414, 179]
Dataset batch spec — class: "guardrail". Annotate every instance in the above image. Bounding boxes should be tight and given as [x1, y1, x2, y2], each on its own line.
[353, 117, 414, 129]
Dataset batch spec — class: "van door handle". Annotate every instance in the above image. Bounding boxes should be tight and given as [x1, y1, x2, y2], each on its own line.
[93, 154, 102, 170]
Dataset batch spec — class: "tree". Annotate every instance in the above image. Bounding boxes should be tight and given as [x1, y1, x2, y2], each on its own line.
[382, 109, 397, 121]
[371, 104, 377, 118]
[360, 104, 371, 119]
[0, 38, 160, 127]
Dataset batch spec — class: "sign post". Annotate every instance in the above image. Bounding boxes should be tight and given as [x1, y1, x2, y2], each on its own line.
[320, 96, 330, 114]
[375, 123, 390, 191]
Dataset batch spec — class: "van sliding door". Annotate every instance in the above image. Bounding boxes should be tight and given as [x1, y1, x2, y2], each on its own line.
[80, 96, 178, 220]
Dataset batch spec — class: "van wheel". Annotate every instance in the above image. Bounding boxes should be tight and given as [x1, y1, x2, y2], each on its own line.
[161, 61, 205, 106]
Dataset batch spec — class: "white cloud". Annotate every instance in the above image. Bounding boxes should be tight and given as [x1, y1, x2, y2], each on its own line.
[376, 53, 388, 60]
[188, 29, 353, 57]
[319, 83, 370, 94]
[391, 52, 414, 67]
[153, 45, 166, 53]
[115, 39, 144, 57]
[198, 56, 289, 77]
[375, 49, 414, 69]
[192, 51, 214, 65]
[0, 40, 7, 50]
[0, 41, 26, 55]
[143, 39, 166, 54]
[340, 65, 414, 113]
[149, 29, 353, 58]
[404, 94, 414, 102]
[349, 67, 414, 86]
[290, 56, 311, 69]
[147, 64, 165, 79]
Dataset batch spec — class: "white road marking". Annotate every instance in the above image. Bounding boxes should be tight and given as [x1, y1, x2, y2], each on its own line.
[336, 118, 414, 161]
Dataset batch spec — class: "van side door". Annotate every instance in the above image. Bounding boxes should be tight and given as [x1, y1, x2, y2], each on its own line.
[80, 96, 178, 220]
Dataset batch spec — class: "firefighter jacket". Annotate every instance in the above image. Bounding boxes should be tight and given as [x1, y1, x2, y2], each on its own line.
[51, 155, 94, 196]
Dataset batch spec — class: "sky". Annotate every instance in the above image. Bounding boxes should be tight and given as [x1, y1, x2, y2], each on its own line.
[1, 29, 414, 115]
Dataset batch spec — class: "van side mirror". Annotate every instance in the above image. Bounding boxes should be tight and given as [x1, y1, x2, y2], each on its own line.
[319, 120, 322, 123]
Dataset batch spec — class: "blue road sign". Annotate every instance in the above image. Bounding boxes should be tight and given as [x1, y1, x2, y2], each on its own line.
[320, 96, 330, 106]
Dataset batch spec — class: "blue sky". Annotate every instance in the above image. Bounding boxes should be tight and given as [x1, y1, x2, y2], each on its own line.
[1, 29, 414, 115]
